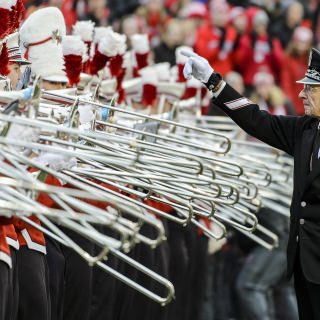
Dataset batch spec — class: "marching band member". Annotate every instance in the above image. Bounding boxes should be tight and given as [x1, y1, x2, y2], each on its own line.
[6, 32, 31, 90]
[0, 219, 12, 320]
[17, 7, 69, 319]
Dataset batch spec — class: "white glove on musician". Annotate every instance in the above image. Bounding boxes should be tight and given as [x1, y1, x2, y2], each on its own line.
[181, 50, 214, 83]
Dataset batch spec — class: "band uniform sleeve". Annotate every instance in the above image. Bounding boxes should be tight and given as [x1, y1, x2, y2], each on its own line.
[213, 83, 302, 156]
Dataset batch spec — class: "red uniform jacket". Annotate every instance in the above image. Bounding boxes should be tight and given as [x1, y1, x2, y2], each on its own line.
[195, 24, 237, 76]
[14, 174, 62, 254]
[0, 225, 12, 268]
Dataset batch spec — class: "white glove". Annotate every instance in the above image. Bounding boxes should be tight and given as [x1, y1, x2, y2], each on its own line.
[78, 104, 95, 125]
[36, 152, 77, 171]
[181, 50, 214, 83]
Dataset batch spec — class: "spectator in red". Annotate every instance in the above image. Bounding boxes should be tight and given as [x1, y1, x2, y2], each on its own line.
[281, 26, 313, 115]
[194, 0, 237, 76]
[228, 6, 249, 54]
[178, 1, 208, 47]
[234, 10, 284, 90]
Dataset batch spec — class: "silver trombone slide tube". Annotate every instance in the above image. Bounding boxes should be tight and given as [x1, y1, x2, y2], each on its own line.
[55, 184, 169, 249]
[0, 158, 159, 245]
[56, 192, 143, 244]
[20, 211, 175, 304]
[259, 188, 292, 206]
[214, 175, 259, 200]
[0, 176, 127, 224]
[0, 192, 110, 264]
[0, 173, 119, 223]
[152, 182, 221, 203]
[51, 216, 126, 252]
[95, 120, 225, 157]
[50, 193, 164, 251]
[231, 202, 260, 223]
[0, 175, 135, 256]
[78, 159, 219, 197]
[41, 90, 231, 154]
[238, 197, 262, 213]
[57, 194, 150, 252]
[226, 154, 272, 177]
[147, 192, 215, 219]
[144, 139, 244, 177]
[73, 160, 222, 208]
[1, 147, 151, 216]
[277, 155, 294, 167]
[97, 247, 175, 306]
[201, 158, 243, 178]
[93, 136, 205, 175]
[231, 224, 278, 251]
[244, 171, 272, 188]
[48, 194, 129, 250]
[131, 161, 206, 181]
[267, 182, 292, 197]
[185, 199, 215, 218]
[39, 215, 110, 265]
[0, 186, 111, 224]
[64, 171, 193, 225]
[83, 214, 166, 250]
[63, 170, 152, 200]
[230, 139, 281, 155]
[40, 134, 204, 176]
[67, 169, 208, 200]
[71, 167, 212, 186]
[174, 207, 226, 240]
[58, 170, 169, 246]
[215, 205, 258, 232]
[259, 198, 290, 217]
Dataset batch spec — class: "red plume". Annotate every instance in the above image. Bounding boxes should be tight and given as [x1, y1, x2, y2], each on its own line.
[109, 54, 123, 77]
[133, 52, 149, 77]
[142, 83, 157, 106]
[177, 63, 186, 83]
[0, 8, 11, 39]
[116, 68, 126, 103]
[64, 54, 83, 86]
[0, 43, 10, 76]
[182, 87, 197, 99]
[89, 49, 109, 75]
[83, 41, 91, 73]
[135, 52, 149, 70]
[10, 0, 25, 31]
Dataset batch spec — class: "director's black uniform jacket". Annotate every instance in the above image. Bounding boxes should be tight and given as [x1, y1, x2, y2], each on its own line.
[214, 83, 320, 283]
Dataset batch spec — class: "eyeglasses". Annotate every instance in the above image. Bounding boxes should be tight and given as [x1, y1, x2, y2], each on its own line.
[303, 84, 320, 94]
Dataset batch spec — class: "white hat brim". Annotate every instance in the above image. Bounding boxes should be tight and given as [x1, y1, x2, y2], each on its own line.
[9, 58, 31, 65]
[296, 76, 320, 85]
[42, 74, 68, 83]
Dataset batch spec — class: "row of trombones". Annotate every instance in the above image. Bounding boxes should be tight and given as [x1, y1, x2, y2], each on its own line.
[0, 75, 293, 305]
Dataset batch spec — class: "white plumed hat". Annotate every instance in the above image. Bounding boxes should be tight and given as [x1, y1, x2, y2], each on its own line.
[72, 20, 95, 42]
[19, 7, 68, 83]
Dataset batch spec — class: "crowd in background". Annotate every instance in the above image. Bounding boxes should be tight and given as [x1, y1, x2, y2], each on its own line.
[18, 0, 316, 319]
[22, 0, 320, 117]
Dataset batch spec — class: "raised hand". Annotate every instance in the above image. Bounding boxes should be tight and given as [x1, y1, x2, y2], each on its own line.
[180, 50, 214, 83]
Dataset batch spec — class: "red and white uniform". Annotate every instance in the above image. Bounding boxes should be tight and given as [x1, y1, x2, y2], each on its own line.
[13, 174, 62, 255]
[4, 224, 19, 251]
[0, 223, 12, 268]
